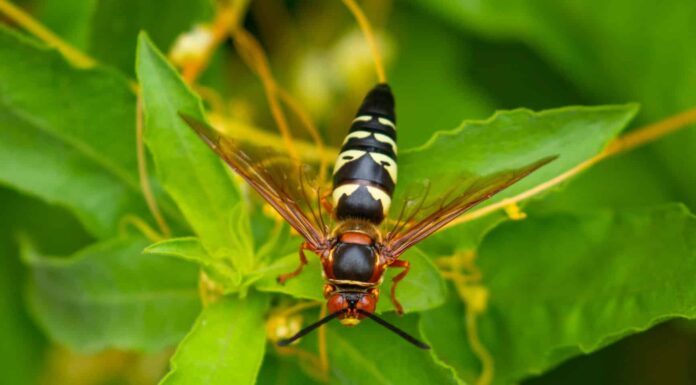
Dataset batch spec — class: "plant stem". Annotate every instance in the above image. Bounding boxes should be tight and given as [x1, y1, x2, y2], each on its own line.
[0, 0, 96, 68]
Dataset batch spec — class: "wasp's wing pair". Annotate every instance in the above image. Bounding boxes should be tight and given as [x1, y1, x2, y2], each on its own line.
[180, 114, 554, 259]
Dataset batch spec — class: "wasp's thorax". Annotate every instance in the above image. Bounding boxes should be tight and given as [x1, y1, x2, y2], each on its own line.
[324, 221, 384, 284]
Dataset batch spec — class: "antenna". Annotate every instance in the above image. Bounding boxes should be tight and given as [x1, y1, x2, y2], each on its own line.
[357, 309, 430, 349]
[276, 308, 430, 350]
[277, 309, 345, 347]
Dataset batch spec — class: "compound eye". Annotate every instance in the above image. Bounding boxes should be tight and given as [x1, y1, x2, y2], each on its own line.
[327, 293, 347, 314]
[355, 294, 376, 315]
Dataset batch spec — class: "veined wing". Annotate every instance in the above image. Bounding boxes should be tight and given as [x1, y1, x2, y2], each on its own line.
[180, 113, 331, 251]
[382, 156, 556, 259]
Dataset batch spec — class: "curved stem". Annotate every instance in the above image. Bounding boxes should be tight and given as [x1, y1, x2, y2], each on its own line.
[0, 0, 96, 68]
[341, 0, 387, 83]
[136, 94, 171, 238]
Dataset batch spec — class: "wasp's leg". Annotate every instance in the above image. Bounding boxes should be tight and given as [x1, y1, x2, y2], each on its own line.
[388, 259, 410, 315]
[277, 242, 310, 284]
[320, 192, 334, 217]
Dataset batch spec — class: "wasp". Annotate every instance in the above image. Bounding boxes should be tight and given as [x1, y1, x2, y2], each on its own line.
[181, 83, 552, 349]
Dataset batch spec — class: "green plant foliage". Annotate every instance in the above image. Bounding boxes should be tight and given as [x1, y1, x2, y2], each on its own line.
[408, 0, 696, 208]
[1, 1, 695, 384]
[325, 313, 462, 384]
[0, 26, 150, 238]
[137, 33, 243, 256]
[398, 105, 637, 205]
[422, 204, 696, 385]
[160, 294, 269, 385]
[23, 236, 200, 352]
[0, 236, 45, 385]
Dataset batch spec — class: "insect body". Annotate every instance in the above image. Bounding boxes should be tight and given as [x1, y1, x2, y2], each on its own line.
[324, 84, 399, 326]
[181, 84, 554, 349]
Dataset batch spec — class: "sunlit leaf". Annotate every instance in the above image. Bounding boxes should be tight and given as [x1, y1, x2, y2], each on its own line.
[422, 204, 696, 384]
[160, 293, 269, 385]
[398, 105, 638, 207]
[137, 33, 244, 257]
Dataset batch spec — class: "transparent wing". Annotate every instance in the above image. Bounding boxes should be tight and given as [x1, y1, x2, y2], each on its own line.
[382, 157, 556, 259]
[180, 113, 331, 250]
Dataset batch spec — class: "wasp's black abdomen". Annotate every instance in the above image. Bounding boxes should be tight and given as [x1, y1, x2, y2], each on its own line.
[332, 84, 397, 224]
[332, 242, 375, 282]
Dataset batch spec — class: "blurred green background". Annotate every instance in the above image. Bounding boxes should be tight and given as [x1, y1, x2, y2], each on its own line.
[1, 0, 694, 384]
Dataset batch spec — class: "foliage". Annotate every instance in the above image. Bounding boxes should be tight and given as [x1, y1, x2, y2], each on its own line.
[0, 1, 694, 385]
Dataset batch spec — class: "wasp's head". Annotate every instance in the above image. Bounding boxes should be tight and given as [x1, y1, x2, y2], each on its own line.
[325, 285, 378, 326]
[277, 283, 428, 349]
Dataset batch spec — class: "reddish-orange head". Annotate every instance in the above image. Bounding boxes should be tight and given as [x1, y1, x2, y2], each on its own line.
[325, 286, 378, 326]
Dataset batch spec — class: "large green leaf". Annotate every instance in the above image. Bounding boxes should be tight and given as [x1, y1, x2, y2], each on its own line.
[291, 313, 463, 384]
[257, 354, 325, 385]
[408, 0, 696, 208]
[421, 204, 696, 385]
[0, 26, 152, 238]
[160, 293, 269, 385]
[23, 236, 200, 352]
[137, 33, 245, 259]
[398, 105, 637, 206]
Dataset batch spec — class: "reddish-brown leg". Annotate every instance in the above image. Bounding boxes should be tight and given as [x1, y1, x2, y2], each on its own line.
[320, 192, 334, 216]
[277, 242, 310, 284]
[389, 259, 410, 315]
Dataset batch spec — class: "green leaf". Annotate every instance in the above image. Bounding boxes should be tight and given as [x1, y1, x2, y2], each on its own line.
[422, 204, 696, 384]
[145, 236, 242, 290]
[258, 354, 325, 385]
[137, 33, 243, 256]
[160, 293, 269, 385]
[255, 247, 447, 314]
[0, 26, 151, 238]
[314, 314, 462, 384]
[398, 105, 638, 206]
[23, 236, 200, 352]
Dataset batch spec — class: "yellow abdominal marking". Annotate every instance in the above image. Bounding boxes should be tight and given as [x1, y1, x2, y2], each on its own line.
[333, 149, 367, 174]
[378, 117, 395, 130]
[332, 183, 360, 203]
[366, 186, 392, 214]
[374, 133, 397, 153]
[343, 131, 372, 144]
[352, 115, 372, 123]
[368, 153, 397, 183]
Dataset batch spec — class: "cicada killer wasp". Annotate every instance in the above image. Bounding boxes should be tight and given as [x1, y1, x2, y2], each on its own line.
[181, 83, 554, 349]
